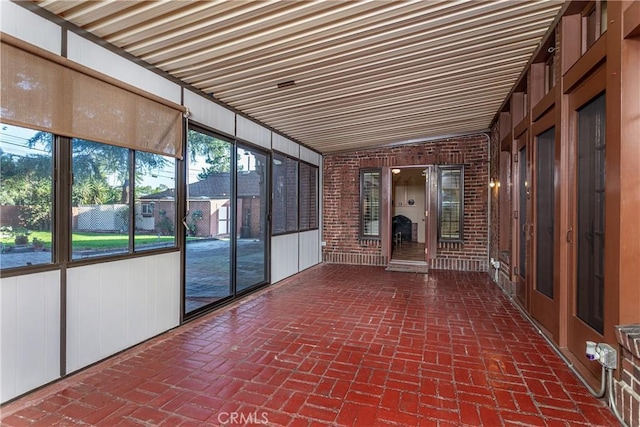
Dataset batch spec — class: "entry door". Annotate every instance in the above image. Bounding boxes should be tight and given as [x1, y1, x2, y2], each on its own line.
[514, 131, 531, 309]
[568, 91, 606, 368]
[531, 127, 559, 337]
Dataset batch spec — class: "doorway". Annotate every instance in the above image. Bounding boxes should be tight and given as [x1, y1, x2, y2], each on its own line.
[565, 65, 606, 379]
[390, 167, 430, 263]
[568, 89, 606, 372]
[530, 125, 559, 339]
[183, 127, 270, 319]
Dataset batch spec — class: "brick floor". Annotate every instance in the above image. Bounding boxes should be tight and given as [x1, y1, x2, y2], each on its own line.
[0, 265, 618, 426]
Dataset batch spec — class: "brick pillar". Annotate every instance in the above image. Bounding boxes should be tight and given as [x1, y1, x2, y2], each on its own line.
[615, 324, 640, 427]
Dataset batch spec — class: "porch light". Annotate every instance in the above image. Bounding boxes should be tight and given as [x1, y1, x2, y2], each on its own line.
[391, 168, 401, 174]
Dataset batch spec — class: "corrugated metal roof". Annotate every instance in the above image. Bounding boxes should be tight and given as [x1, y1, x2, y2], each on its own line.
[31, 0, 564, 153]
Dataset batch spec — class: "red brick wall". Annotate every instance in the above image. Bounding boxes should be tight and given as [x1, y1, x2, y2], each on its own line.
[615, 325, 640, 427]
[322, 134, 490, 270]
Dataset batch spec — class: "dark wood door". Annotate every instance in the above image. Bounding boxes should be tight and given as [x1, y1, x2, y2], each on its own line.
[567, 70, 607, 378]
[531, 127, 559, 338]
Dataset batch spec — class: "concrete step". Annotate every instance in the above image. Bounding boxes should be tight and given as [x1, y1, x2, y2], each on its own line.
[386, 260, 429, 274]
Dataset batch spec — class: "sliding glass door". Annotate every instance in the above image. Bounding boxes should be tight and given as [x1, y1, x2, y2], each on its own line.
[184, 129, 270, 317]
[236, 145, 269, 292]
[184, 128, 233, 315]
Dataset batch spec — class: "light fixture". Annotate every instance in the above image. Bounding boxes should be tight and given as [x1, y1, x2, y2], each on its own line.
[391, 168, 401, 174]
[489, 177, 499, 188]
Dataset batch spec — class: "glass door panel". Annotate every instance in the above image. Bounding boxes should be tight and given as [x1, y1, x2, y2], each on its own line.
[535, 128, 555, 299]
[236, 145, 269, 292]
[518, 145, 528, 281]
[184, 129, 233, 315]
[576, 93, 606, 334]
[515, 136, 530, 309]
[531, 126, 559, 339]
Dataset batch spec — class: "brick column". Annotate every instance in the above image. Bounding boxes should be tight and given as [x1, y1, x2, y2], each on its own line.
[615, 324, 640, 427]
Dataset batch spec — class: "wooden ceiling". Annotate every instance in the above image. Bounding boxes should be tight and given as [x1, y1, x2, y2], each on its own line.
[30, 0, 564, 153]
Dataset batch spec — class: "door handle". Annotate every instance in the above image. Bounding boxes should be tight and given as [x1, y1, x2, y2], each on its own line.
[566, 227, 573, 243]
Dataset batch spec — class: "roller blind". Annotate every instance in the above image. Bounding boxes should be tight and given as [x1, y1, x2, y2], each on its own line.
[1, 33, 184, 159]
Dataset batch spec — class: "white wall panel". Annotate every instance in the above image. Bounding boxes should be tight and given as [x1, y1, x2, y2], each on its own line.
[100, 262, 130, 357]
[128, 260, 149, 344]
[237, 116, 271, 149]
[67, 33, 181, 105]
[300, 146, 321, 166]
[152, 253, 181, 333]
[66, 264, 100, 371]
[0, 1, 61, 54]
[67, 253, 180, 373]
[272, 133, 299, 158]
[0, 276, 18, 403]
[299, 230, 321, 271]
[271, 234, 299, 283]
[184, 90, 235, 137]
[0, 271, 60, 403]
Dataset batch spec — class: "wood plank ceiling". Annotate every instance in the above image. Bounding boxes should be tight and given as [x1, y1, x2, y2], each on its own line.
[31, 0, 564, 154]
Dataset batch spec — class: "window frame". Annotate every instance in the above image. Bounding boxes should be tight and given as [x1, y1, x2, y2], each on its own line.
[0, 125, 56, 273]
[359, 168, 382, 239]
[70, 138, 179, 261]
[437, 165, 464, 243]
[133, 150, 177, 253]
[271, 150, 299, 236]
[298, 160, 319, 232]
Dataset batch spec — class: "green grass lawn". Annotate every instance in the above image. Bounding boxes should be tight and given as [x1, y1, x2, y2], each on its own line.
[1, 230, 176, 251]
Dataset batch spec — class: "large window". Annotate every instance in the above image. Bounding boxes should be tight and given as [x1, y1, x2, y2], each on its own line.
[360, 169, 381, 238]
[71, 139, 177, 259]
[1, 127, 177, 270]
[0, 125, 53, 270]
[272, 152, 298, 235]
[299, 162, 318, 231]
[134, 152, 176, 252]
[71, 139, 131, 259]
[438, 166, 464, 242]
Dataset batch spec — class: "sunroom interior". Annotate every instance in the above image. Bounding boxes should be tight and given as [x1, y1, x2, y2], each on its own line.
[1, 1, 639, 425]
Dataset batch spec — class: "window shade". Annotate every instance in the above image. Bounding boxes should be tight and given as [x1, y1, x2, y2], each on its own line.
[1, 33, 184, 159]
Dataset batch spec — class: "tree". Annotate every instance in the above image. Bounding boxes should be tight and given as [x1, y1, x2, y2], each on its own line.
[72, 177, 117, 205]
[0, 150, 52, 231]
[28, 131, 173, 206]
[187, 129, 232, 179]
[29, 131, 169, 183]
